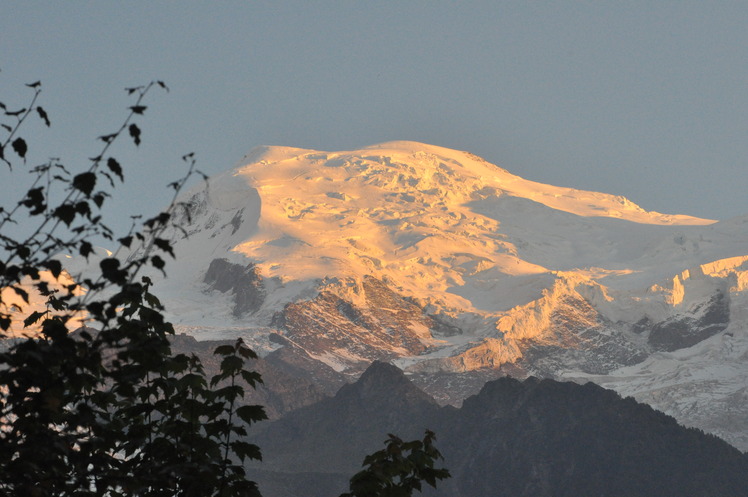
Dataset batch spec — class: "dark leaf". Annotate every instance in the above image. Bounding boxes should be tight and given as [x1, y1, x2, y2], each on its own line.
[41, 318, 67, 340]
[231, 441, 262, 462]
[213, 384, 244, 401]
[25, 81, 41, 88]
[47, 296, 67, 312]
[72, 172, 96, 196]
[86, 301, 104, 318]
[144, 212, 170, 229]
[151, 255, 166, 274]
[11, 286, 29, 303]
[36, 106, 50, 126]
[107, 157, 123, 181]
[35, 281, 51, 296]
[177, 372, 206, 390]
[128, 123, 141, 146]
[3, 264, 20, 281]
[79, 240, 93, 257]
[19, 262, 37, 277]
[13, 248, 30, 264]
[238, 343, 258, 360]
[93, 193, 105, 208]
[130, 105, 147, 115]
[100, 258, 126, 284]
[23, 310, 48, 328]
[240, 370, 263, 387]
[153, 238, 174, 257]
[235, 405, 267, 425]
[74, 201, 91, 219]
[213, 344, 236, 356]
[98, 133, 116, 143]
[43, 259, 62, 278]
[144, 292, 161, 309]
[12, 137, 27, 158]
[220, 355, 244, 375]
[19, 186, 46, 215]
[54, 203, 76, 225]
[118, 235, 133, 248]
[157, 80, 170, 91]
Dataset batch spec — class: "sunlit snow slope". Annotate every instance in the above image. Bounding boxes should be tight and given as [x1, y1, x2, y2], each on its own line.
[149, 141, 748, 450]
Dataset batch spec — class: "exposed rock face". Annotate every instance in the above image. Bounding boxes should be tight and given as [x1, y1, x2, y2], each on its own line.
[518, 294, 649, 376]
[203, 258, 265, 317]
[269, 276, 441, 371]
[648, 291, 730, 351]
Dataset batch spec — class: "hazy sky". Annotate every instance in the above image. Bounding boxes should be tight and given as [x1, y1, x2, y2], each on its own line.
[3, 1, 748, 233]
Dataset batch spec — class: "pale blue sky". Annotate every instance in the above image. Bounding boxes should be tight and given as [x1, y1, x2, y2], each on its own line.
[3, 1, 748, 232]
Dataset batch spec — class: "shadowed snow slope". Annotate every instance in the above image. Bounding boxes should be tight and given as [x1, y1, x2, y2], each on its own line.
[143, 141, 748, 450]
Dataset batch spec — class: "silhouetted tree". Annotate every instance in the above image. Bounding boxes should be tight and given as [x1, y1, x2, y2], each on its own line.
[341, 431, 450, 497]
[0, 80, 265, 497]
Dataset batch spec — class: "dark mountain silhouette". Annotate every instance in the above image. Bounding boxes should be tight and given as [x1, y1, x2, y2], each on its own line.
[441, 376, 748, 496]
[251, 361, 440, 474]
[247, 361, 748, 497]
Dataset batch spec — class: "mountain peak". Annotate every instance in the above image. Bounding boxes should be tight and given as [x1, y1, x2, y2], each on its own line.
[335, 360, 437, 408]
[356, 360, 411, 386]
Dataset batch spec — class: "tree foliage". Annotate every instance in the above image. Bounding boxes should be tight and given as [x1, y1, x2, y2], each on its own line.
[340, 431, 451, 497]
[0, 80, 266, 497]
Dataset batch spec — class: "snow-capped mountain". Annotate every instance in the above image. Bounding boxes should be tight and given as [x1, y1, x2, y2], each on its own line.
[147, 141, 748, 450]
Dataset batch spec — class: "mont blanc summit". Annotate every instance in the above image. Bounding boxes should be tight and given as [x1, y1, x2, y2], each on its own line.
[151, 141, 748, 450]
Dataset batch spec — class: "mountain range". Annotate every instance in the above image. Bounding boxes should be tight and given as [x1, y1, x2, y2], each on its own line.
[138, 141, 748, 451]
